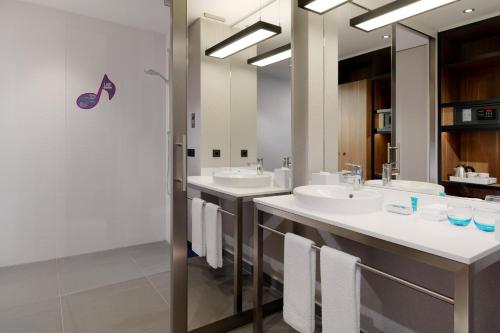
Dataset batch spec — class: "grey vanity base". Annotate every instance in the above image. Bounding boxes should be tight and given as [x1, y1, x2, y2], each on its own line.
[251, 203, 500, 333]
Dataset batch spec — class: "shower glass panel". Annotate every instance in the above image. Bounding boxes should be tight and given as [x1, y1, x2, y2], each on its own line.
[0, 1, 171, 332]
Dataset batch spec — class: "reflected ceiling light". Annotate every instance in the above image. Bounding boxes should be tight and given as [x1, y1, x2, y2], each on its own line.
[205, 21, 281, 59]
[350, 0, 459, 32]
[248, 44, 292, 67]
[382, 35, 391, 39]
[298, 0, 351, 14]
[463, 8, 475, 14]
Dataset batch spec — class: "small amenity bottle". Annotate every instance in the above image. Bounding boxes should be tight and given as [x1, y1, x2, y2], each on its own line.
[274, 157, 292, 189]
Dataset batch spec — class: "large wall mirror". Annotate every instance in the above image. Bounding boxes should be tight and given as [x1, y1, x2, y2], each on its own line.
[185, 0, 291, 330]
[336, 0, 500, 198]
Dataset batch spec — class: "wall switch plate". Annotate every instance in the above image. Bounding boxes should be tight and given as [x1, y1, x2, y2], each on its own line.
[241, 149, 248, 158]
[212, 149, 221, 158]
[187, 149, 195, 157]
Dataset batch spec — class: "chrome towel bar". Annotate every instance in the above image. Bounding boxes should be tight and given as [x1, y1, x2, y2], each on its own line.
[187, 196, 236, 217]
[258, 224, 454, 305]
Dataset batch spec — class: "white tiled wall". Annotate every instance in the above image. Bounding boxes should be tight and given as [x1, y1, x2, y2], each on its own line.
[0, 0, 168, 267]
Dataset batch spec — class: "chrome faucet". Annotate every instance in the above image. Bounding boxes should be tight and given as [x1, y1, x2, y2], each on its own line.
[283, 157, 292, 169]
[344, 163, 363, 190]
[257, 158, 264, 175]
[382, 163, 393, 185]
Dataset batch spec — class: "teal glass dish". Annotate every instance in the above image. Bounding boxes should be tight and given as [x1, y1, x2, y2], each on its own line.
[447, 203, 473, 227]
[473, 207, 499, 232]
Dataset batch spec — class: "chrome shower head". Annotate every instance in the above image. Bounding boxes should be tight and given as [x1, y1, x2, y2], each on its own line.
[144, 69, 168, 83]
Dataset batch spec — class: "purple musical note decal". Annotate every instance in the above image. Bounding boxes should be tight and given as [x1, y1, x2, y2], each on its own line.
[76, 74, 116, 110]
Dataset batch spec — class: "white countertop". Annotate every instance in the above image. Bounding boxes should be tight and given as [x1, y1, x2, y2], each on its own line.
[254, 192, 500, 264]
[188, 176, 291, 198]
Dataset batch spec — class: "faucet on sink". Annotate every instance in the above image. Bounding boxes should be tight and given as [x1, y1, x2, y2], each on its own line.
[257, 158, 264, 175]
[343, 163, 364, 190]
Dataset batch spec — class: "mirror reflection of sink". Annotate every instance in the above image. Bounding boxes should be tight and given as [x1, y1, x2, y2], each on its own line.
[293, 185, 383, 214]
[213, 170, 272, 188]
[365, 180, 444, 195]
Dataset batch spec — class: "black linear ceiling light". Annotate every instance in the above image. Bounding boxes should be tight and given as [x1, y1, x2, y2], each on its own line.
[298, 0, 351, 15]
[247, 44, 291, 67]
[205, 21, 282, 59]
[350, 0, 459, 32]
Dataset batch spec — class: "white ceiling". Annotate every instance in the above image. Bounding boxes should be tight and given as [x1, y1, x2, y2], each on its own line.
[18, 0, 170, 34]
[18, 0, 500, 59]
[188, 0, 273, 26]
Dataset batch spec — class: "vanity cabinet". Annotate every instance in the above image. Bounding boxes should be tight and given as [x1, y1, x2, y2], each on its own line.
[438, 15, 500, 198]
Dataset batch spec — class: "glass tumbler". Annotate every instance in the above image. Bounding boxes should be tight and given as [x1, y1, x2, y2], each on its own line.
[473, 207, 499, 232]
[447, 203, 473, 227]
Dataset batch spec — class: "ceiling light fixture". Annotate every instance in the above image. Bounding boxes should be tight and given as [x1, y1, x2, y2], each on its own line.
[205, 21, 281, 59]
[350, 0, 459, 32]
[463, 8, 475, 14]
[247, 44, 292, 67]
[298, 0, 351, 15]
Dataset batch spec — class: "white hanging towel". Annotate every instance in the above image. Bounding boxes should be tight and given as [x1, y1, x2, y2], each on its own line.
[283, 233, 316, 333]
[191, 198, 206, 256]
[320, 246, 361, 333]
[205, 203, 223, 269]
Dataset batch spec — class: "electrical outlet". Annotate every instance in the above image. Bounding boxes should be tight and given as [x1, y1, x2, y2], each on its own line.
[187, 149, 195, 157]
[212, 149, 221, 158]
[241, 150, 248, 158]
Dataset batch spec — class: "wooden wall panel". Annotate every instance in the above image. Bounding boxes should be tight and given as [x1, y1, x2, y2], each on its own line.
[441, 132, 461, 180]
[339, 80, 371, 176]
[374, 133, 391, 176]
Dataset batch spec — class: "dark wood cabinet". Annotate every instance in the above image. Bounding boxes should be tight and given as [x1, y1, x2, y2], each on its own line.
[438, 16, 500, 199]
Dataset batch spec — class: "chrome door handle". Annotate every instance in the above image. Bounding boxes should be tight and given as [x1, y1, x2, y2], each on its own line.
[175, 135, 187, 192]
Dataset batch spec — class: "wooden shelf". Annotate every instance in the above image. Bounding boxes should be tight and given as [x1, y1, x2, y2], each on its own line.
[374, 128, 392, 134]
[372, 73, 391, 81]
[441, 124, 500, 132]
[440, 98, 500, 108]
[442, 180, 500, 188]
[442, 51, 500, 70]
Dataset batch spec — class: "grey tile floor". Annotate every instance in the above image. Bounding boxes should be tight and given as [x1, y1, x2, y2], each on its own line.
[0, 242, 171, 333]
[0, 242, 289, 333]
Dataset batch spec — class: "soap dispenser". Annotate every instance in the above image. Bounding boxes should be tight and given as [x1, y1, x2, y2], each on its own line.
[274, 157, 292, 189]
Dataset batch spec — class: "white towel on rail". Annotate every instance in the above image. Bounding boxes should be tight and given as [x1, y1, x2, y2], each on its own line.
[320, 246, 361, 333]
[205, 202, 223, 269]
[283, 233, 316, 333]
[191, 198, 205, 256]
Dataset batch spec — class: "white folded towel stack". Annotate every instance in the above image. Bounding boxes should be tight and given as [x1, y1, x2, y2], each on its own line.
[320, 246, 361, 333]
[191, 198, 206, 256]
[205, 203, 223, 269]
[283, 233, 316, 333]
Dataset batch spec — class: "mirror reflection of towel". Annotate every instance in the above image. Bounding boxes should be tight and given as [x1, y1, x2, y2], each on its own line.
[205, 203, 222, 269]
[191, 198, 205, 256]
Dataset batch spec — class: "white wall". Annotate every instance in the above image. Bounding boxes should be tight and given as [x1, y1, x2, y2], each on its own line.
[188, 18, 257, 173]
[257, 72, 292, 171]
[395, 25, 431, 182]
[0, 0, 168, 267]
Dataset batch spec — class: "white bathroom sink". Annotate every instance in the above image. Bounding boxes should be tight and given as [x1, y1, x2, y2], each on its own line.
[365, 180, 444, 195]
[213, 170, 272, 188]
[293, 185, 383, 214]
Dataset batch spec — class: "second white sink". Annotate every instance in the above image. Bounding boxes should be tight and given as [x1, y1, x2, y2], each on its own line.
[365, 179, 444, 195]
[294, 185, 383, 214]
[213, 170, 272, 188]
